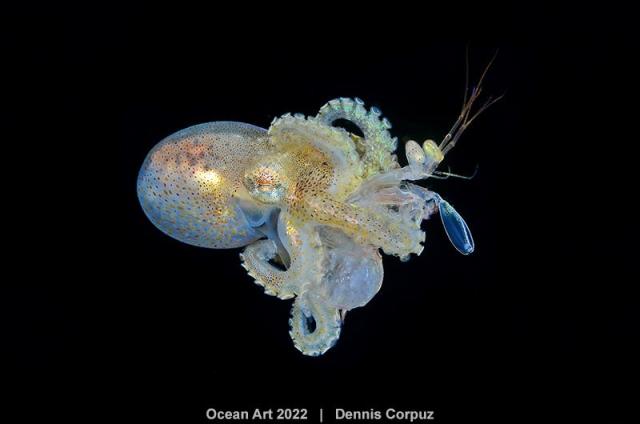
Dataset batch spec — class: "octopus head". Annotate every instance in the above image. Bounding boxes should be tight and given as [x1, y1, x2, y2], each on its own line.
[243, 158, 290, 205]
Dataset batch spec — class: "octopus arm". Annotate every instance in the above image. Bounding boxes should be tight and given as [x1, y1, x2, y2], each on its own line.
[316, 98, 399, 177]
[240, 239, 293, 298]
[239, 212, 323, 300]
[268, 114, 363, 196]
[289, 291, 341, 356]
[302, 193, 425, 258]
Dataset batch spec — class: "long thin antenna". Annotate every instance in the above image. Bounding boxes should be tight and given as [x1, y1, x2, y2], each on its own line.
[462, 44, 470, 110]
[439, 49, 502, 156]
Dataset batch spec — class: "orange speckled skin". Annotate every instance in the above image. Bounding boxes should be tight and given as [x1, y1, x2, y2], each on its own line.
[137, 122, 269, 248]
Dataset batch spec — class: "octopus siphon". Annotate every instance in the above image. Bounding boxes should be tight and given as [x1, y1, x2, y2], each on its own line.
[137, 64, 499, 356]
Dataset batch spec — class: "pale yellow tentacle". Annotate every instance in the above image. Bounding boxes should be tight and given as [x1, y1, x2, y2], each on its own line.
[240, 239, 297, 299]
[289, 291, 342, 356]
[300, 193, 425, 258]
[240, 216, 324, 300]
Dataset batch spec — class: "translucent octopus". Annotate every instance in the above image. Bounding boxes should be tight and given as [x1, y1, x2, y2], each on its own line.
[137, 67, 499, 355]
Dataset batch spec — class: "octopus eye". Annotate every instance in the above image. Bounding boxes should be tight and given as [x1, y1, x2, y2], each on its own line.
[244, 163, 287, 204]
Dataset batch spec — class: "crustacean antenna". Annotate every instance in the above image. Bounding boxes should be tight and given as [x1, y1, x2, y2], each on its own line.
[431, 164, 479, 180]
[439, 49, 504, 156]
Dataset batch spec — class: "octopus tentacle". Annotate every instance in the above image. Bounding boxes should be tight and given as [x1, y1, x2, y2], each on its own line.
[240, 239, 295, 299]
[239, 214, 323, 300]
[302, 193, 425, 258]
[289, 291, 341, 356]
[316, 97, 399, 178]
[268, 113, 363, 196]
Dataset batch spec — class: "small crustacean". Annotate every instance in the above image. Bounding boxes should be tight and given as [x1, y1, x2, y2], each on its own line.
[137, 56, 500, 356]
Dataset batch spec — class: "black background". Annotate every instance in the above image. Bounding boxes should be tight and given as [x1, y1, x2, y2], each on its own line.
[5, 5, 636, 423]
